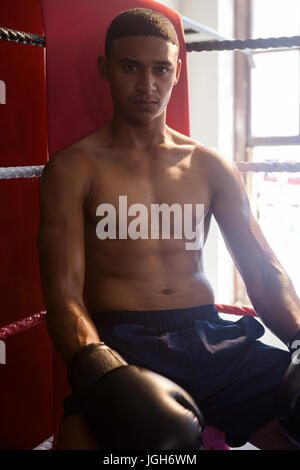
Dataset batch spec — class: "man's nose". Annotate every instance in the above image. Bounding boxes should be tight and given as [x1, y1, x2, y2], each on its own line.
[136, 69, 157, 93]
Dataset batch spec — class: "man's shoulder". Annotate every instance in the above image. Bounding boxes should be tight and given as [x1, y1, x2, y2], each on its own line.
[191, 144, 238, 178]
[168, 129, 232, 167]
[39, 145, 95, 203]
[178, 140, 243, 200]
[171, 131, 235, 172]
[42, 143, 94, 180]
[195, 147, 247, 210]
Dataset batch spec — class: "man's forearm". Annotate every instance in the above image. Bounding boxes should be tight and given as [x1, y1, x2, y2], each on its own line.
[45, 295, 101, 363]
[247, 261, 300, 344]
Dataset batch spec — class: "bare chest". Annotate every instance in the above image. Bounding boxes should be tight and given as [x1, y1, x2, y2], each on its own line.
[86, 152, 212, 229]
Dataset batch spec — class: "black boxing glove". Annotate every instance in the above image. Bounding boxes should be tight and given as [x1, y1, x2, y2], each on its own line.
[278, 331, 300, 447]
[67, 341, 128, 397]
[67, 342, 205, 450]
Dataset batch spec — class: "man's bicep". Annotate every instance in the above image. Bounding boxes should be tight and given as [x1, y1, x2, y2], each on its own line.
[210, 156, 276, 287]
[211, 160, 252, 239]
[37, 156, 86, 300]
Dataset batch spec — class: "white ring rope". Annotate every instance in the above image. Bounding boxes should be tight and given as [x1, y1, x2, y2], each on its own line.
[0, 161, 300, 180]
[236, 161, 300, 173]
[0, 165, 44, 179]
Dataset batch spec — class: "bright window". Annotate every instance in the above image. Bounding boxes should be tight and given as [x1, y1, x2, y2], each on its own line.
[250, 50, 300, 137]
[235, 0, 300, 302]
[250, 146, 300, 296]
[252, 0, 300, 38]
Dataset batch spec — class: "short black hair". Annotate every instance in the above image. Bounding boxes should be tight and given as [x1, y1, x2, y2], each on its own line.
[105, 7, 179, 57]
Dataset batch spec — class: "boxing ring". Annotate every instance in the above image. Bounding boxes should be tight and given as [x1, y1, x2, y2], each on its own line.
[1, 0, 299, 451]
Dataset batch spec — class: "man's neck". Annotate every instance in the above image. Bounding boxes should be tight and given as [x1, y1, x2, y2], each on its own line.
[109, 112, 171, 151]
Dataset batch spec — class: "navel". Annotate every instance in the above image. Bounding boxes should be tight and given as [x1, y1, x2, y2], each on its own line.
[161, 289, 173, 295]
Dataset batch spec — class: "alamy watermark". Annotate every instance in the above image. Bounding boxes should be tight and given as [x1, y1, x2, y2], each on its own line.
[95, 196, 204, 250]
[290, 339, 300, 365]
[0, 341, 6, 364]
[0, 80, 6, 104]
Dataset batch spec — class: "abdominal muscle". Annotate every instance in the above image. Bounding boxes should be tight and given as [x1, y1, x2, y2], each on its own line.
[88, 275, 215, 314]
[85, 244, 215, 314]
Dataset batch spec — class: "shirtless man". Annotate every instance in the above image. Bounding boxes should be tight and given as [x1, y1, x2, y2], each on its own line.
[37, 8, 300, 450]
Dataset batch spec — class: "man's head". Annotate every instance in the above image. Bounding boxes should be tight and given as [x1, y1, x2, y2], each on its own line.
[104, 8, 180, 59]
[98, 8, 182, 124]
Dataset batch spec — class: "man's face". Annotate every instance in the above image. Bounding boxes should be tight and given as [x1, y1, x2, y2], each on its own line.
[99, 35, 181, 124]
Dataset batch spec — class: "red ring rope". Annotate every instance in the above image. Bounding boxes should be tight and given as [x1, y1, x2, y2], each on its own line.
[215, 304, 258, 317]
[0, 304, 257, 341]
[0, 311, 46, 340]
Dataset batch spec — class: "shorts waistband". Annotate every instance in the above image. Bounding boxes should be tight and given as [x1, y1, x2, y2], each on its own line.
[92, 304, 219, 331]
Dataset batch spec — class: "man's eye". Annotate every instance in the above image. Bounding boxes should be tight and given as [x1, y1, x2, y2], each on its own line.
[156, 66, 168, 73]
[124, 64, 137, 72]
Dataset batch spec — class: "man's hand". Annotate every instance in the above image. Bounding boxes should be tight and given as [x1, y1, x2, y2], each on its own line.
[67, 342, 205, 449]
[205, 148, 300, 343]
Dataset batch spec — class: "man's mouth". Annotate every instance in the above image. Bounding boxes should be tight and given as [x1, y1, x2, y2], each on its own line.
[132, 99, 159, 110]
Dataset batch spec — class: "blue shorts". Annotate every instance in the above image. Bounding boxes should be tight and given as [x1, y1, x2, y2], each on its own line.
[62, 304, 291, 447]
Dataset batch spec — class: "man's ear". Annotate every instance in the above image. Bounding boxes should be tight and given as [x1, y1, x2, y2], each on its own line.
[174, 58, 182, 86]
[98, 55, 109, 82]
